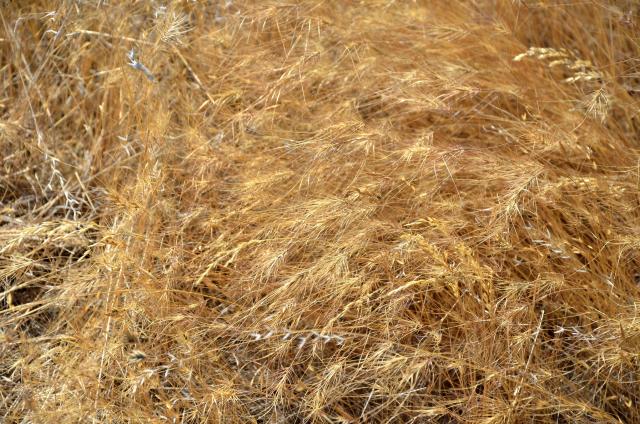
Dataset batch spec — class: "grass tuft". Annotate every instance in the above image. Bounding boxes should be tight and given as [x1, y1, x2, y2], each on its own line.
[1, 1, 640, 422]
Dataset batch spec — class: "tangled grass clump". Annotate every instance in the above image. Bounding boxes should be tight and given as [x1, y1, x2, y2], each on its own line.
[1, 1, 640, 422]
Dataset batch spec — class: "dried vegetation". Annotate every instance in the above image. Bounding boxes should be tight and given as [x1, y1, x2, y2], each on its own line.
[1, 1, 640, 422]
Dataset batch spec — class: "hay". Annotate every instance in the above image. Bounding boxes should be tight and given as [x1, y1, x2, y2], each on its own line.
[1, 1, 639, 422]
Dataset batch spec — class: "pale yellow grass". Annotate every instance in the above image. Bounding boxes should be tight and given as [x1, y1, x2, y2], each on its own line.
[1, 1, 640, 423]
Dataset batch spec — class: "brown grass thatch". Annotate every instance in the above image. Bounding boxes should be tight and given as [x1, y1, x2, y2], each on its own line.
[1, 1, 640, 422]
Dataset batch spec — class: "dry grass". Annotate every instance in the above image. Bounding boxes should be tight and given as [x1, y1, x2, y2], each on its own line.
[1, 1, 640, 422]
